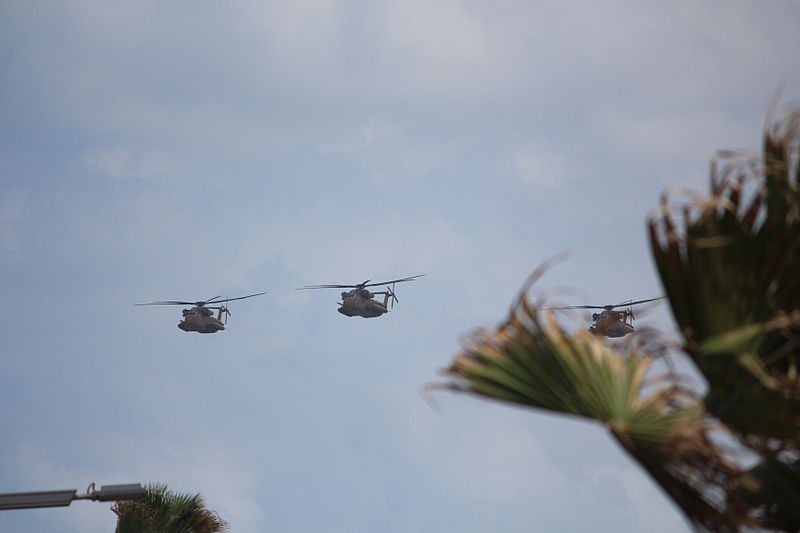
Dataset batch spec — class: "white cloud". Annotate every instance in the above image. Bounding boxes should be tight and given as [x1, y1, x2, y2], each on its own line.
[240, 0, 344, 64]
[595, 108, 750, 163]
[226, 211, 469, 289]
[378, 0, 493, 93]
[513, 143, 567, 188]
[403, 405, 566, 504]
[133, 444, 264, 532]
[0, 189, 26, 250]
[591, 465, 691, 533]
[318, 119, 398, 155]
[82, 147, 187, 182]
[318, 118, 444, 186]
[9, 1, 796, 159]
[445, 421, 562, 502]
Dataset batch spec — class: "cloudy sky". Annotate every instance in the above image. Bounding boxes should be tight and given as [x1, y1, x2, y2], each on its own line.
[1, 1, 798, 532]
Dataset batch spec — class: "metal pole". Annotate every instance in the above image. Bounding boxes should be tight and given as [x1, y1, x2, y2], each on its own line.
[0, 483, 145, 510]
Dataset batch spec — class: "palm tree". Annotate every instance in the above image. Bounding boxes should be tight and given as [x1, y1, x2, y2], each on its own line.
[112, 484, 228, 533]
[442, 103, 800, 532]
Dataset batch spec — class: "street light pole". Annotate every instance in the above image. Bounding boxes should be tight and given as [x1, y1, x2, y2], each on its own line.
[0, 483, 145, 510]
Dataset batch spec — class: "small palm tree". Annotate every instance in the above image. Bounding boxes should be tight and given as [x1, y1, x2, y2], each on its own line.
[442, 103, 800, 532]
[112, 484, 228, 533]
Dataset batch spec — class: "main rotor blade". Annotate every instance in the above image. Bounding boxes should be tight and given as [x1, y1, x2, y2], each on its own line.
[296, 274, 424, 291]
[136, 292, 266, 306]
[540, 305, 607, 310]
[207, 292, 267, 304]
[135, 300, 197, 306]
[362, 274, 425, 288]
[610, 296, 666, 309]
[296, 284, 359, 290]
[542, 296, 666, 311]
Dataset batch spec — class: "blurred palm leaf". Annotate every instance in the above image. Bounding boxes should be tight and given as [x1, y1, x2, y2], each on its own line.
[113, 484, 228, 533]
[648, 107, 800, 440]
[445, 282, 742, 531]
[442, 103, 800, 531]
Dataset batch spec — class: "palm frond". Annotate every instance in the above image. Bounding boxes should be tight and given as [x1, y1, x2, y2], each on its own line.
[443, 285, 749, 531]
[113, 484, 228, 533]
[648, 106, 800, 440]
[441, 101, 800, 532]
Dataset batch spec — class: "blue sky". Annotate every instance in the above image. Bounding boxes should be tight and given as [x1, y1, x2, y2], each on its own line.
[1, 1, 798, 532]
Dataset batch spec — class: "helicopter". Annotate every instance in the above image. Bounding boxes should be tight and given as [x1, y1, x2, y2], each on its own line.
[135, 292, 267, 333]
[543, 296, 666, 338]
[297, 275, 424, 318]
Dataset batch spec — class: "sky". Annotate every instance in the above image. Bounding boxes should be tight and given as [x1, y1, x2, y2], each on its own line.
[0, 1, 798, 532]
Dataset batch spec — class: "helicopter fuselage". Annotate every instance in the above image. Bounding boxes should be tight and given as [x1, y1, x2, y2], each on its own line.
[177, 306, 225, 333]
[337, 289, 389, 318]
[545, 296, 663, 339]
[589, 310, 634, 338]
[297, 274, 421, 318]
[137, 292, 265, 334]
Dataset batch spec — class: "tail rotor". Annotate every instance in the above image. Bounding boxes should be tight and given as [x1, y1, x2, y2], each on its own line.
[387, 283, 399, 308]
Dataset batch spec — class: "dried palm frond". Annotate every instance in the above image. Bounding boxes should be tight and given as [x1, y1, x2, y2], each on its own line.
[648, 106, 800, 441]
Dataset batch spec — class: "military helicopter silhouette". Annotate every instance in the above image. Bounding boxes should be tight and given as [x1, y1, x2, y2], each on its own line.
[135, 292, 266, 333]
[297, 275, 424, 318]
[543, 296, 665, 338]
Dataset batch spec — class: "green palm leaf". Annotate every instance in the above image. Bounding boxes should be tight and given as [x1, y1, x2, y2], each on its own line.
[444, 282, 746, 530]
[648, 106, 800, 440]
[113, 484, 228, 533]
[442, 102, 800, 532]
